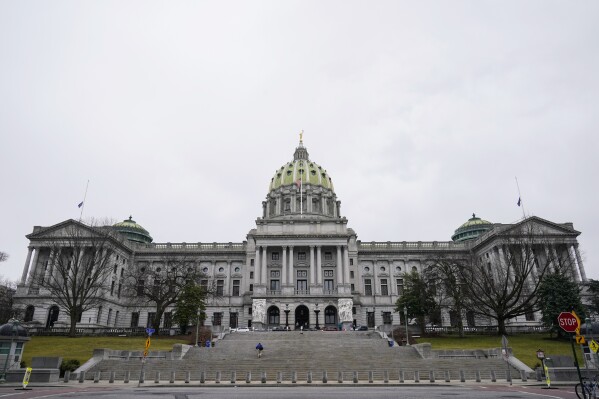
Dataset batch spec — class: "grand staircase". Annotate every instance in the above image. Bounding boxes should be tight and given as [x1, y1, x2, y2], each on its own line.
[83, 331, 519, 382]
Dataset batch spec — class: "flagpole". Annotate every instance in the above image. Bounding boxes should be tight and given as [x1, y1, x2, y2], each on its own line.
[79, 180, 89, 222]
[515, 176, 526, 219]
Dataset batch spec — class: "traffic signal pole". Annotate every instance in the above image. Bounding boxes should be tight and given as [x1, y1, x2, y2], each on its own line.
[570, 333, 587, 399]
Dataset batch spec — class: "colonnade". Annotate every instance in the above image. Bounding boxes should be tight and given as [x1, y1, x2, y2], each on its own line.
[254, 244, 351, 290]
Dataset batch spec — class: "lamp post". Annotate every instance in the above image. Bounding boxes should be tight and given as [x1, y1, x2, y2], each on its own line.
[195, 310, 201, 347]
[403, 306, 410, 346]
[314, 303, 320, 330]
[284, 304, 290, 330]
[0, 318, 19, 383]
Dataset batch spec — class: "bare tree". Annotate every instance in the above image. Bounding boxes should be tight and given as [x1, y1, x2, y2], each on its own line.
[426, 256, 471, 337]
[457, 223, 573, 335]
[0, 277, 18, 324]
[35, 222, 115, 337]
[122, 255, 212, 335]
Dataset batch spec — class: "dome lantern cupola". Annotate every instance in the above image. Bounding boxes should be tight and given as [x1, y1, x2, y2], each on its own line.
[113, 216, 153, 244]
[451, 213, 493, 242]
[264, 134, 339, 219]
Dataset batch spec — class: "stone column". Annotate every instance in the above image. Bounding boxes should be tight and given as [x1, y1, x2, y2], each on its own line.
[551, 245, 560, 273]
[262, 246, 268, 285]
[316, 246, 322, 286]
[307, 192, 312, 213]
[310, 246, 316, 285]
[291, 192, 296, 213]
[27, 248, 41, 284]
[343, 246, 351, 285]
[255, 247, 261, 285]
[574, 244, 587, 281]
[21, 247, 33, 284]
[567, 245, 581, 282]
[288, 246, 294, 286]
[309, 246, 315, 284]
[544, 245, 554, 273]
[336, 246, 343, 286]
[282, 246, 287, 286]
[225, 261, 232, 295]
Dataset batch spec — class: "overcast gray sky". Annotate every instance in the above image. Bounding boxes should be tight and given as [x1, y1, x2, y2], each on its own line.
[1, 1, 597, 283]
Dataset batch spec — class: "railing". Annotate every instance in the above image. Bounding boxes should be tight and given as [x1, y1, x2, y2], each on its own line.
[266, 290, 282, 296]
[357, 241, 466, 251]
[294, 289, 310, 295]
[424, 325, 549, 335]
[138, 242, 246, 251]
[27, 326, 181, 336]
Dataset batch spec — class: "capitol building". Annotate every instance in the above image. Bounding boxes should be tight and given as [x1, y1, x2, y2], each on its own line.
[14, 138, 587, 333]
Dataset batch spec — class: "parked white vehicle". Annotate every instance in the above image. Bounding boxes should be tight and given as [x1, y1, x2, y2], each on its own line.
[237, 327, 250, 332]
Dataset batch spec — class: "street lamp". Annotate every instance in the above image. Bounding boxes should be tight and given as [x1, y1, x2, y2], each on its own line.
[195, 310, 201, 347]
[284, 304, 290, 330]
[403, 306, 410, 346]
[314, 303, 320, 330]
[0, 318, 20, 383]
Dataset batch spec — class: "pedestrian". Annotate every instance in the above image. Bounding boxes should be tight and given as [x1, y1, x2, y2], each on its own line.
[256, 342, 264, 358]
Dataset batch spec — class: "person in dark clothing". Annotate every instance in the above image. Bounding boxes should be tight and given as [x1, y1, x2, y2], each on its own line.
[256, 342, 264, 358]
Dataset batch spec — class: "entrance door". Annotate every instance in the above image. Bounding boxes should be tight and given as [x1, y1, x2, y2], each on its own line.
[46, 305, 59, 328]
[367, 311, 375, 328]
[295, 305, 310, 329]
[324, 305, 337, 327]
[230, 312, 238, 329]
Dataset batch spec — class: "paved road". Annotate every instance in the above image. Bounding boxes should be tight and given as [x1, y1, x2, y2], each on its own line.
[0, 385, 582, 399]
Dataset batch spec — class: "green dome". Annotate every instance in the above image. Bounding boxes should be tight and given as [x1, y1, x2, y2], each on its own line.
[268, 141, 335, 193]
[451, 213, 493, 242]
[113, 216, 153, 244]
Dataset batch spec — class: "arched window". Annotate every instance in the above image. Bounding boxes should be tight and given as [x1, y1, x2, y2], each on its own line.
[268, 306, 280, 325]
[24, 306, 35, 322]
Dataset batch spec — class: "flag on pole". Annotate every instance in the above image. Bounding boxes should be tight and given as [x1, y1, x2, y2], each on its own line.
[78, 201, 84, 208]
[295, 179, 302, 188]
[517, 197, 521, 207]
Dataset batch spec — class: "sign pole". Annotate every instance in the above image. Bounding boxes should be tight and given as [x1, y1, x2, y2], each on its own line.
[571, 332, 587, 399]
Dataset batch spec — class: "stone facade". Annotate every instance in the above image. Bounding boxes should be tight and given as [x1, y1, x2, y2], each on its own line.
[13, 140, 587, 333]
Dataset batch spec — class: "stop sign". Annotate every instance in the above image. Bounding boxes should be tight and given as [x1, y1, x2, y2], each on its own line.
[557, 312, 579, 333]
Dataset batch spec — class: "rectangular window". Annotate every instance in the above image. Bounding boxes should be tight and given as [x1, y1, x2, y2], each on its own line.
[350, 258, 354, 265]
[117, 283, 122, 298]
[350, 283, 355, 291]
[324, 252, 332, 261]
[216, 280, 224, 296]
[525, 311, 535, 321]
[381, 279, 388, 296]
[130, 312, 139, 328]
[137, 280, 145, 296]
[324, 279, 334, 293]
[324, 270, 333, 277]
[200, 279, 208, 292]
[0, 342, 9, 355]
[248, 307, 252, 315]
[298, 252, 306, 261]
[352, 306, 356, 315]
[249, 283, 253, 292]
[110, 281, 115, 296]
[146, 312, 154, 328]
[250, 271, 254, 279]
[164, 312, 172, 329]
[271, 252, 280, 261]
[396, 278, 404, 296]
[383, 312, 392, 324]
[213, 312, 222, 326]
[296, 280, 308, 292]
[365, 279, 372, 296]
[250, 259, 254, 266]
[232, 280, 240, 296]
[270, 280, 280, 291]
[350, 270, 354, 279]
[14, 342, 23, 363]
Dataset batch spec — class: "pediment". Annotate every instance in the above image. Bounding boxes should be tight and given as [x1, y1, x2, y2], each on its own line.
[26, 219, 122, 244]
[499, 216, 580, 237]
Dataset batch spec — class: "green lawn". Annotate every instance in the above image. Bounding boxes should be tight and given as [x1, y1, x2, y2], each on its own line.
[22, 334, 575, 370]
[22, 336, 186, 367]
[420, 334, 574, 368]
